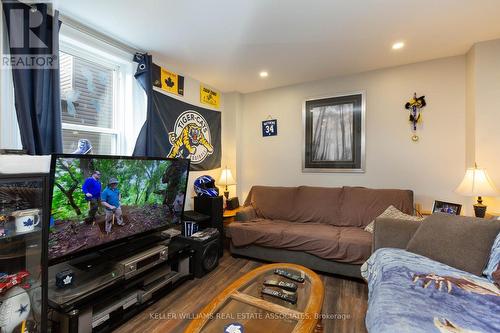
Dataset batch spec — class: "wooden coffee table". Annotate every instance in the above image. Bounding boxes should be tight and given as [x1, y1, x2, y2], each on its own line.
[184, 263, 324, 333]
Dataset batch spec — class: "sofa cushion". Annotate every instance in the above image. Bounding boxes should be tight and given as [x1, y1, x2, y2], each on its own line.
[406, 213, 500, 275]
[244, 185, 342, 224]
[228, 220, 371, 264]
[228, 219, 291, 246]
[244, 186, 298, 221]
[373, 217, 422, 251]
[292, 186, 342, 224]
[339, 187, 414, 227]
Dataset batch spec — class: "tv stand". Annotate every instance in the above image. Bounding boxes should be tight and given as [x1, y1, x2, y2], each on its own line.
[48, 233, 193, 333]
[100, 233, 165, 259]
[67, 233, 167, 273]
[69, 253, 106, 272]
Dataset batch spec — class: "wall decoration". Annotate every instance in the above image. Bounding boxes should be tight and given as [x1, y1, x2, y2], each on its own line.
[200, 84, 220, 108]
[432, 200, 462, 215]
[404, 93, 427, 142]
[134, 91, 221, 171]
[262, 118, 278, 137]
[303, 92, 365, 172]
[152, 63, 185, 96]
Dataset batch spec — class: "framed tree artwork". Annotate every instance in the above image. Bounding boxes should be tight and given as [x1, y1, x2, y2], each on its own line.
[303, 92, 365, 172]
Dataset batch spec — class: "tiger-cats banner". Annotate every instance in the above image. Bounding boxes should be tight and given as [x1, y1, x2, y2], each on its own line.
[152, 63, 184, 96]
[134, 90, 221, 171]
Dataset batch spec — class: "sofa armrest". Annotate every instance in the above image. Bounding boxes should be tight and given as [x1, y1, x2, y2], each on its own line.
[235, 206, 257, 221]
[373, 217, 421, 251]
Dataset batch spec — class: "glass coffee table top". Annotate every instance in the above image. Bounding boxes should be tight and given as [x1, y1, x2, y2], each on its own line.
[185, 263, 324, 333]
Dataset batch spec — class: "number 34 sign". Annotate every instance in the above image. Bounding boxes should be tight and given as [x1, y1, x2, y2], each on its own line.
[262, 119, 278, 137]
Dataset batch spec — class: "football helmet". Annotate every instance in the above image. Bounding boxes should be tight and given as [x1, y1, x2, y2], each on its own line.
[193, 175, 219, 197]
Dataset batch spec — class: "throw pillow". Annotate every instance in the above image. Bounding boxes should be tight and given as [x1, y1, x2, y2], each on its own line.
[406, 213, 500, 276]
[483, 231, 500, 282]
[364, 205, 424, 234]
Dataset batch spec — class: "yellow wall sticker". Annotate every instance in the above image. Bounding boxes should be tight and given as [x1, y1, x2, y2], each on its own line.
[161, 68, 177, 94]
[200, 84, 220, 108]
[152, 63, 184, 96]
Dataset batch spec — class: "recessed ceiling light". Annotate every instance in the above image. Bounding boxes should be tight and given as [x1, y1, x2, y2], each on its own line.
[392, 42, 405, 50]
[259, 71, 268, 78]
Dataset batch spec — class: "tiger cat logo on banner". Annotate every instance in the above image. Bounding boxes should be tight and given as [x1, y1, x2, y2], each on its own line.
[167, 110, 214, 164]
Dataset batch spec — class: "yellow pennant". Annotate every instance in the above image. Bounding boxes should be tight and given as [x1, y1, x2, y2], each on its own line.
[200, 84, 220, 108]
[152, 64, 184, 96]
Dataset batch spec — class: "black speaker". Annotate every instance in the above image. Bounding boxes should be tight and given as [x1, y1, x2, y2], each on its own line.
[194, 196, 224, 256]
[226, 197, 240, 210]
[173, 230, 220, 278]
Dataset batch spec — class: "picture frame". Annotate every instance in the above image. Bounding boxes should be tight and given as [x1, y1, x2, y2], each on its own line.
[302, 91, 365, 172]
[432, 200, 462, 215]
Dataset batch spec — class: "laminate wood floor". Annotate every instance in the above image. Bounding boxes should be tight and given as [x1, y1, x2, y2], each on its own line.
[115, 253, 368, 333]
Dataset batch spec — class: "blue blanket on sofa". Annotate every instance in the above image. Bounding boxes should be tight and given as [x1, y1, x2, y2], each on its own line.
[361, 248, 500, 333]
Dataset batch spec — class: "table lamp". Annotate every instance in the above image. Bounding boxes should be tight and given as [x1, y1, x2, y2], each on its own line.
[455, 163, 498, 218]
[218, 167, 236, 200]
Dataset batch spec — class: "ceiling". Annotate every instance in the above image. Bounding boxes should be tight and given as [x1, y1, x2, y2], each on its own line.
[57, 0, 500, 93]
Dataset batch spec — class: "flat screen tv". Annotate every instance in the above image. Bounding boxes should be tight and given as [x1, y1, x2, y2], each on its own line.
[48, 154, 190, 265]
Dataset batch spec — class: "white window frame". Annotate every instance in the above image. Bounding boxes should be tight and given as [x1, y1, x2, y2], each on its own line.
[0, 20, 142, 155]
[59, 25, 134, 155]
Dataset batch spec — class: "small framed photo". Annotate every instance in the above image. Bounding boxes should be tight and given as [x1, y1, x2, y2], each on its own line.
[432, 200, 462, 215]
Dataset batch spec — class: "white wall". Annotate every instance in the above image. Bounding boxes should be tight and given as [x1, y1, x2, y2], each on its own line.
[221, 92, 242, 199]
[468, 39, 500, 213]
[238, 56, 467, 212]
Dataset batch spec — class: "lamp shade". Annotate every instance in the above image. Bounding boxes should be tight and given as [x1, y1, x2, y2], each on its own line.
[455, 166, 498, 197]
[219, 167, 236, 186]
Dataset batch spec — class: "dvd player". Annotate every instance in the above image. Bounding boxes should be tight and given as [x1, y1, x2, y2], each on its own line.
[117, 244, 168, 279]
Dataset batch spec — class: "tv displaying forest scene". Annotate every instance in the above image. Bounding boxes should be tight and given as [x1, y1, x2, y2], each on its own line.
[48, 155, 189, 262]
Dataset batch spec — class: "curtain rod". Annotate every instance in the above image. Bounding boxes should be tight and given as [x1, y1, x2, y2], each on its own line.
[59, 14, 145, 56]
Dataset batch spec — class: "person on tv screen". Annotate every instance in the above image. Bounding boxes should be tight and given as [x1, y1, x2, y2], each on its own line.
[82, 170, 102, 224]
[101, 177, 124, 233]
[172, 191, 185, 224]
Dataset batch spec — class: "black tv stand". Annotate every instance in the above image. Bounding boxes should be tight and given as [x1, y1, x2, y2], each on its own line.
[48, 233, 193, 333]
[99, 233, 165, 260]
[68, 233, 166, 271]
[69, 253, 105, 272]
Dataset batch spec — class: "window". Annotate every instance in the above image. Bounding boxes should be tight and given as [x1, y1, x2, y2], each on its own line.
[59, 48, 119, 155]
[0, 22, 144, 154]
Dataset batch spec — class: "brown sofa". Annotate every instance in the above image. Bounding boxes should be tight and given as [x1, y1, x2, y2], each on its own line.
[226, 185, 414, 278]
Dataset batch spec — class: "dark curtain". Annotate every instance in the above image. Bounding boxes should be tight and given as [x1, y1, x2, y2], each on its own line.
[2, 1, 62, 155]
[132, 53, 154, 156]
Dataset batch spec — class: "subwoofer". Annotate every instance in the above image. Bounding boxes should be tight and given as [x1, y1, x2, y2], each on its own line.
[173, 230, 220, 278]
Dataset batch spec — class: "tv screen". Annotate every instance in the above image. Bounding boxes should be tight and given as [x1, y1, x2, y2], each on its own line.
[48, 154, 189, 264]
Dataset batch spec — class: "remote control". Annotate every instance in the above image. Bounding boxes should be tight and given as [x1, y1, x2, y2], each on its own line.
[274, 269, 305, 283]
[261, 287, 297, 304]
[263, 279, 298, 292]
